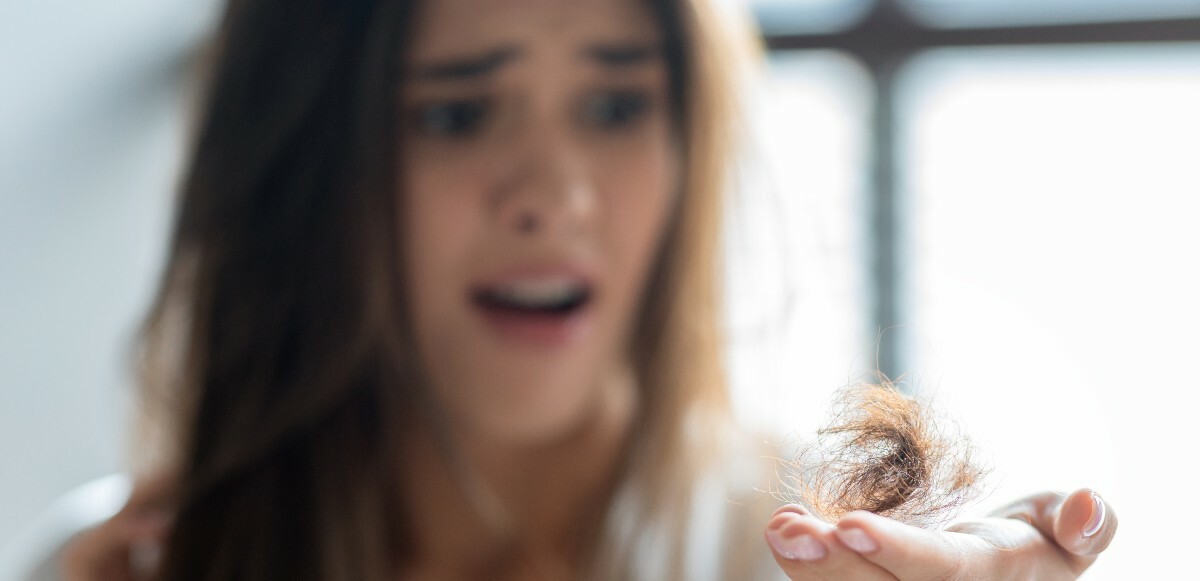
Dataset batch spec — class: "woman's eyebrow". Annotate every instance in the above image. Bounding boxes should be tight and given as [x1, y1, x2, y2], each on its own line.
[414, 46, 523, 81]
[582, 43, 662, 68]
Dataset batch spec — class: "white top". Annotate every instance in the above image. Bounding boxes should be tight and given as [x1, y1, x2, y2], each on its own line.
[605, 433, 790, 581]
[4, 438, 791, 581]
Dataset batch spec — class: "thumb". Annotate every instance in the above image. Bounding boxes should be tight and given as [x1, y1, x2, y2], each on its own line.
[988, 489, 1117, 568]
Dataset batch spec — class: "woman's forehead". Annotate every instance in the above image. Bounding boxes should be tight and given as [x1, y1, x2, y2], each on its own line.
[408, 0, 662, 62]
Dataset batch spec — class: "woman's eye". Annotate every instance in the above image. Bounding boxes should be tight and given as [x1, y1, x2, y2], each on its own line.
[582, 90, 651, 130]
[411, 99, 489, 138]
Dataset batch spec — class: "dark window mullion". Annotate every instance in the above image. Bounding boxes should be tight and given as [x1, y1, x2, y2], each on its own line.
[755, 2, 1200, 381]
[764, 18, 1200, 52]
[865, 51, 910, 384]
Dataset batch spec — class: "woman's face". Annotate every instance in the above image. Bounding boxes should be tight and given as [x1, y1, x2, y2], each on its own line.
[401, 0, 680, 443]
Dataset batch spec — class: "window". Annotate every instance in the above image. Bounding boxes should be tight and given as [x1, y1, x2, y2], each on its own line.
[745, 0, 875, 34]
[903, 0, 1200, 28]
[726, 51, 873, 437]
[898, 45, 1200, 576]
[743, 0, 1200, 577]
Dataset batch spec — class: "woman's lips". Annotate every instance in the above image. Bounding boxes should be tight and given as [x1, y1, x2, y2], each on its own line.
[469, 267, 596, 348]
[474, 302, 592, 347]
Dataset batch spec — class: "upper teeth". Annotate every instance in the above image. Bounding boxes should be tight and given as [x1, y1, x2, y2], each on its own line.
[490, 278, 584, 307]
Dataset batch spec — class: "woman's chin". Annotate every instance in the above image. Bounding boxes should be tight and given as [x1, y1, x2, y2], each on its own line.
[463, 393, 594, 445]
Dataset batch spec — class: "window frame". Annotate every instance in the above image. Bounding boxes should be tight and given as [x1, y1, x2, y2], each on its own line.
[754, 0, 1200, 378]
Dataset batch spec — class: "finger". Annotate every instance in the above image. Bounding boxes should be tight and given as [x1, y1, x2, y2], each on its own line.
[769, 503, 811, 520]
[986, 490, 1064, 540]
[765, 510, 897, 581]
[1054, 489, 1117, 557]
[118, 472, 179, 518]
[764, 506, 822, 581]
[112, 477, 176, 546]
[117, 473, 177, 546]
[61, 518, 133, 581]
[119, 475, 177, 576]
[1074, 490, 1117, 556]
[60, 476, 176, 581]
[833, 510, 998, 580]
[62, 514, 172, 581]
[990, 489, 1118, 561]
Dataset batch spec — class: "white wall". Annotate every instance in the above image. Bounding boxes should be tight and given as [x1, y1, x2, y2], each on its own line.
[0, 0, 217, 552]
[898, 45, 1200, 578]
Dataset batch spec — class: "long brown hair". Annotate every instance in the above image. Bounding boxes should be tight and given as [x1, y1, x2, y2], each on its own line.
[137, 0, 737, 579]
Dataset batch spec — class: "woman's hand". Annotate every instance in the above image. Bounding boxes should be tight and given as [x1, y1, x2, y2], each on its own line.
[764, 489, 1117, 580]
[61, 474, 174, 581]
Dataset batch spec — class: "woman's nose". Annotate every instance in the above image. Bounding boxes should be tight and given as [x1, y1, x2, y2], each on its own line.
[494, 125, 596, 239]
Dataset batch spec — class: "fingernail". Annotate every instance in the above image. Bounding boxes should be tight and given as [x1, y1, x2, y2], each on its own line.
[766, 528, 827, 561]
[835, 527, 879, 553]
[1082, 492, 1105, 538]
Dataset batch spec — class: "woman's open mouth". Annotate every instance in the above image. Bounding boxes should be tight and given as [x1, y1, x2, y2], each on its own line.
[470, 274, 594, 347]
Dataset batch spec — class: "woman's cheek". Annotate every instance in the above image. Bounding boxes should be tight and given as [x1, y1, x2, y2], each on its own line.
[597, 135, 679, 332]
[402, 155, 484, 347]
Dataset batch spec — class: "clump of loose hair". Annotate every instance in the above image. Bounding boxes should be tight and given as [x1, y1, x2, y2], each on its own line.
[776, 382, 989, 529]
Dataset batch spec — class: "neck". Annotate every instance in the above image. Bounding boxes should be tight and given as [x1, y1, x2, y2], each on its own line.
[401, 371, 637, 580]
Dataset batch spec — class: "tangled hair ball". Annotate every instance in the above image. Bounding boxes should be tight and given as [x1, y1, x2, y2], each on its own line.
[777, 382, 990, 529]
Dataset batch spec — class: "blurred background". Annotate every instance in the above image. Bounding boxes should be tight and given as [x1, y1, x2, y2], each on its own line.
[1, 0, 1197, 578]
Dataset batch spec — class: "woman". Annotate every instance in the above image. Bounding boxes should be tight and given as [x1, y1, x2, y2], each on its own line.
[63, 0, 1117, 579]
